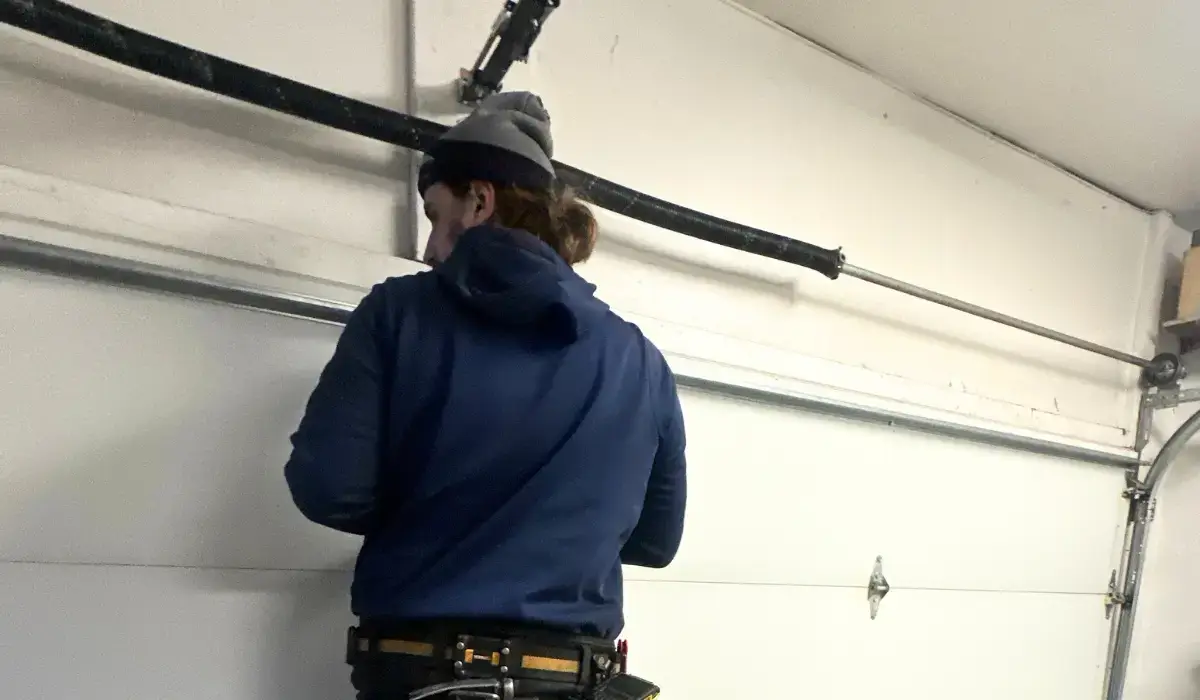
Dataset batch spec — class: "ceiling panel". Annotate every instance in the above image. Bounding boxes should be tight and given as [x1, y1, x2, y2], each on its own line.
[735, 0, 1200, 219]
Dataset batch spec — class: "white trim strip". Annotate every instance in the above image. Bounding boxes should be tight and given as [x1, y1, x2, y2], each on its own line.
[0, 230, 1139, 467]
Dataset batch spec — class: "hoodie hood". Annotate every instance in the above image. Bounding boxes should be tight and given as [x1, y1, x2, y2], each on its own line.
[434, 225, 609, 344]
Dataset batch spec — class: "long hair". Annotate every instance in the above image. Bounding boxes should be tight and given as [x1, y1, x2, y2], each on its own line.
[445, 181, 599, 265]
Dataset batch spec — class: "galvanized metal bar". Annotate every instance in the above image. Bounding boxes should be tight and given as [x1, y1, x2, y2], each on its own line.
[0, 233, 1139, 468]
[678, 376, 1138, 467]
[0, 235, 353, 325]
[840, 263, 1153, 369]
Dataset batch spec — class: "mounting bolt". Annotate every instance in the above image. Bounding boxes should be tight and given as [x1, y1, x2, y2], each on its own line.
[1122, 486, 1149, 501]
[1104, 570, 1127, 620]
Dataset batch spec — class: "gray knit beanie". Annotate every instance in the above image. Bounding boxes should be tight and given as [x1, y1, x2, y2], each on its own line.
[418, 91, 557, 195]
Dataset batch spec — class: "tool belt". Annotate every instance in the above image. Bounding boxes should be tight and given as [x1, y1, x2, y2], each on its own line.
[346, 619, 624, 698]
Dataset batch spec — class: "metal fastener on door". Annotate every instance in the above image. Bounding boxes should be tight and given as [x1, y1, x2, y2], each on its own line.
[867, 555, 890, 620]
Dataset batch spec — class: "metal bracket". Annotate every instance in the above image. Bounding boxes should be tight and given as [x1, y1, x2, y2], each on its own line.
[1135, 394, 1155, 454]
[1122, 468, 1151, 512]
[867, 555, 890, 620]
[1120, 469, 1159, 534]
[1104, 570, 1127, 621]
[1122, 484, 1150, 502]
[1135, 386, 1200, 452]
[1143, 386, 1200, 410]
[457, 0, 560, 105]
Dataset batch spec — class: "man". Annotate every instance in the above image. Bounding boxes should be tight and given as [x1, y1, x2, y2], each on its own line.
[284, 91, 687, 700]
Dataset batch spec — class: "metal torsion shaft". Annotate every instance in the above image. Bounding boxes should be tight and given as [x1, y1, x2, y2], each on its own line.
[840, 263, 1153, 370]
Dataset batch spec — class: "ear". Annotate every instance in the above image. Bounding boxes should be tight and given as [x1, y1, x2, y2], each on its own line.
[467, 181, 498, 223]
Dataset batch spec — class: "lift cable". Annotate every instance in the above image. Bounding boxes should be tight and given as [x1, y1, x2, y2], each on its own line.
[0, 0, 1181, 387]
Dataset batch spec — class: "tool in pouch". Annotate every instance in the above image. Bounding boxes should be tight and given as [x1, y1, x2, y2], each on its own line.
[591, 672, 661, 700]
[592, 638, 658, 700]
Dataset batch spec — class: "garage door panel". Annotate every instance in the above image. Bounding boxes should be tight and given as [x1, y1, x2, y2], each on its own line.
[869, 587, 1110, 698]
[621, 580, 885, 698]
[0, 272, 360, 571]
[0, 564, 1110, 700]
[4, 272, 1126, 599]
[623, 580, 1108, 700]
[0, 562, 356, 700]
[627, 389, 1127, 593]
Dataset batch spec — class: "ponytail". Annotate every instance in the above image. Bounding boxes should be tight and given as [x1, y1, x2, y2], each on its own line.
[544, 189, 598, 265]
[443, 180, 599, 265]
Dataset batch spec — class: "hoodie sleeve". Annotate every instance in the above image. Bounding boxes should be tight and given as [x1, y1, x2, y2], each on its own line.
[284, 283, 393, 536]
[621, 360, 687, 568]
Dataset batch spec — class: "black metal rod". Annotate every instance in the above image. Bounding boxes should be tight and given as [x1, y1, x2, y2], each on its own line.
[0, 0, 1168, 378]
[0, 0, 843, 280]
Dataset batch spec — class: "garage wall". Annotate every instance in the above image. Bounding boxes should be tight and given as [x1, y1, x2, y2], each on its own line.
[0, 0, 1179, 450]
[1, 0, 416, 258]
[0, 0, 1178, 699]
[414, 0, 1177, 450]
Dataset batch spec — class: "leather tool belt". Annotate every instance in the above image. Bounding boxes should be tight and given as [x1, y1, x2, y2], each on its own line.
[346, 620, 623, 698]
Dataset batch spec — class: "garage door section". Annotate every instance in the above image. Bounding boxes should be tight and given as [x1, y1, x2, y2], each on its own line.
[630, 387, 1127, 593]
[621, 386, 1126, 699]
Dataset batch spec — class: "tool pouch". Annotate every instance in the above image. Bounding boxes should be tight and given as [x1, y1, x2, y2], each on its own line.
[591, 673, 660, 700]
[345, 626, 363, 664]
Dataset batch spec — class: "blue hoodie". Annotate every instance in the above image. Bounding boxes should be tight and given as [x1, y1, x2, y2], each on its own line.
[284, 225, 687, 639]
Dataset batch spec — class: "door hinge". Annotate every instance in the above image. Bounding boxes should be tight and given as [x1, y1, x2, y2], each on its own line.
[1104, 570, 1127, 620]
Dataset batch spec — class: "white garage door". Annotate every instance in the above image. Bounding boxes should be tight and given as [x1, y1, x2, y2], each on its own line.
[0, 262, 1127, 700]
[623, 387, 1126, 699]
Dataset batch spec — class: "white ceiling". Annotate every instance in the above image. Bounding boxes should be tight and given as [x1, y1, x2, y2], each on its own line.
[734, 0, 1200, 225]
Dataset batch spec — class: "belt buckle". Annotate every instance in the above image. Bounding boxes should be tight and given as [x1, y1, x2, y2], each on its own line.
[451, 634, 515, 681]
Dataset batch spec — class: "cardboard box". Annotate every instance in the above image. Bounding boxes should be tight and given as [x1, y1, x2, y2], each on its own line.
[1178, 245, 1200, 321]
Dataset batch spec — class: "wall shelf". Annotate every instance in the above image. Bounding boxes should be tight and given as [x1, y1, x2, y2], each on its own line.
[1164, 316, 1200, 355]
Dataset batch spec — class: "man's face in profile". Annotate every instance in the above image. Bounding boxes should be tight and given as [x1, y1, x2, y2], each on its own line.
[422, 181, 495, 266]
